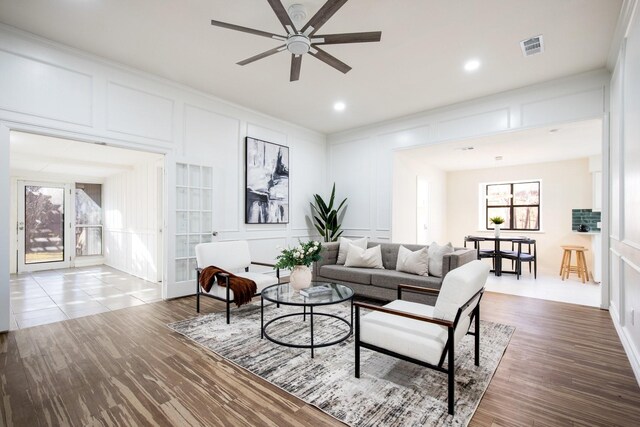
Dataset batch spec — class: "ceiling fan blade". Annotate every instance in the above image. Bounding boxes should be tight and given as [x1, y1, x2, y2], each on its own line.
[237, 45, 286, 66]
[267, 0, 297, 35]
[302, 0, 349, 36]
[312, 31, 382, 45]
[211, 19, 285, 40]
[309, 46, 351, 74]
[290, 55, 302, 81]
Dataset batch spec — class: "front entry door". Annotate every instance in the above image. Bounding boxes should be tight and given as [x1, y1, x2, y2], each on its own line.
[17, 181, 72, 272]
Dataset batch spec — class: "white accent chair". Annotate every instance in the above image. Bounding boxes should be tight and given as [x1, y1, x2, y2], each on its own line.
[354, 260, 490, 416]
[195, 241, 279, 324]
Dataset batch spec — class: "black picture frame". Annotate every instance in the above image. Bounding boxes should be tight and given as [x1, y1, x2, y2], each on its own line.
[245, 137, 290, 224]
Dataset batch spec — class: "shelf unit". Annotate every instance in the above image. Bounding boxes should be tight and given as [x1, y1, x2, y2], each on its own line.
[175, 163, 213, 282]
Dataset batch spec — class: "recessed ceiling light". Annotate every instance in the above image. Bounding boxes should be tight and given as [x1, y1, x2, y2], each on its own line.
[333, 101, 346, 112]
[464, 59, 481, 72]
[456, 146, 475, 151]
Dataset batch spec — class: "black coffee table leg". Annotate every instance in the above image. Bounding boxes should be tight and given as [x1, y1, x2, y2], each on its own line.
[261, 296, 264, 339]
[310, 305, 314, 358]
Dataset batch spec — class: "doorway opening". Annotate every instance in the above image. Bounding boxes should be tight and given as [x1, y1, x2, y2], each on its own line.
[392, 119, 603, 307]
[9, 131, 165, 329]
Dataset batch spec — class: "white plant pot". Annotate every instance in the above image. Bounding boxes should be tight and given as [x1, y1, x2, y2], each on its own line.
[290, 265, 312, 291]
[494, 224, 501, 238]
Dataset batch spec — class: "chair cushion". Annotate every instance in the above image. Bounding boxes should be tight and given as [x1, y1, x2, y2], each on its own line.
[319, 265, 375, 285]
[196, 241, 251, 272]
[204, 272, 278, 300]
[370, 270, 442, 290]
[433, 260, 489, 322]
[360, 300, 447, 366]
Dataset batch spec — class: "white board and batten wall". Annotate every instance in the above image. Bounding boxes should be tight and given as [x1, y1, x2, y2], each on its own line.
[609, 0, 640, 385]
[0, 23, 326, 333]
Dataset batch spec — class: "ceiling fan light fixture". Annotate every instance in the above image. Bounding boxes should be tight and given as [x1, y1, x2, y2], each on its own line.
[286, 34, 311, 55]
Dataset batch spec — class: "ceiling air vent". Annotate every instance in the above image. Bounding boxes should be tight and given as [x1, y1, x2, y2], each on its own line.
[520, 35, 544, 57]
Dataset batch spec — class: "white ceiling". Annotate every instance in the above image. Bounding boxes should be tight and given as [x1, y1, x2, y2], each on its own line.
[399, 119, 602, 171]
[0, 1, 622, 134]
[10, 132, 163, 178]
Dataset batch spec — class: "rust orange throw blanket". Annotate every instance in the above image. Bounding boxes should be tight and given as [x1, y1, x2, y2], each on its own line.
[199, 266, 257, 307]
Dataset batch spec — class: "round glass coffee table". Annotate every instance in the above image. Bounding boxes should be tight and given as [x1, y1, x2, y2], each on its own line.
[261, 282, 354, 358]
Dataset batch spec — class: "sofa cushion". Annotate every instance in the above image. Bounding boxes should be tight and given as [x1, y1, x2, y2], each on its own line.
[337, 237, 368, 265]
[396, 245, 429, 276]
[319, 265, 376, 285]
[427, 242, 454, 277]
[370, 269, 443, 290]
[372, 242, 426, 270]
[360, 300, 447, 366]
[344, 244, 384, 269]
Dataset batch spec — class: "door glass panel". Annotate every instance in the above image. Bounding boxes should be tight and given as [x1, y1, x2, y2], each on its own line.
[25, 186, 65, 264]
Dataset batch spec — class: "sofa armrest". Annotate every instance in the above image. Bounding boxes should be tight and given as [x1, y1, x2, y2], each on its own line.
[442, 248, 477, 277]
[313, 241, 340, 279]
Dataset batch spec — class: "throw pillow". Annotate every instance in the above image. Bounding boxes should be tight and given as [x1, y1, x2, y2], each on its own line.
[336, 236, 368, 265]
[427, 242, 455, 277]
[396, 246, 429, 276]
[344, 244, 384, 269]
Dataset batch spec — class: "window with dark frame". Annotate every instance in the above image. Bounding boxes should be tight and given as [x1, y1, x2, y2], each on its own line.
[485, 181, 540, 231]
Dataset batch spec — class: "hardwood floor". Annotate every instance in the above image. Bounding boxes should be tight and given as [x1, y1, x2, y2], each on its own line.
[1, 292, 639, 426]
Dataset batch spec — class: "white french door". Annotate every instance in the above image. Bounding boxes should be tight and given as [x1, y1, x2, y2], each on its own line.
[17, 181, 73, 272]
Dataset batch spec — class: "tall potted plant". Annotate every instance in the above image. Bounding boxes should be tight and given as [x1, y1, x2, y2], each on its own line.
[311, 183, 347, 242]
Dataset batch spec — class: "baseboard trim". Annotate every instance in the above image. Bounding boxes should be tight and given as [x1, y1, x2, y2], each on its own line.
[610, 304, 640, 386]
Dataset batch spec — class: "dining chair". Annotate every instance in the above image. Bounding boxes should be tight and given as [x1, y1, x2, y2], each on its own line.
[500, 239, 537, 279]
[465, 236, 495, 267]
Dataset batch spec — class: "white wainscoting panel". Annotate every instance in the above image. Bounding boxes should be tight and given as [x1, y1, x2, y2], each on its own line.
[437, 108, 510, 141]
[290, 138, 326, 231]
[184, 105, 240, 233]
[0, 50, 92, 126]
[330, 140, 371, 231]
[521, 88, 604, 128]
[106, 82, 174, 142]
[623, 22, 640, 246]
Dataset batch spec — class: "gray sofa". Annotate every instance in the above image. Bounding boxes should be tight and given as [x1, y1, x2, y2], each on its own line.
[312, 241, 477, 305]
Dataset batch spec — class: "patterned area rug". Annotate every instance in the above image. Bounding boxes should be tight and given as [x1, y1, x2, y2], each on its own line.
[169, 301, 514, 427]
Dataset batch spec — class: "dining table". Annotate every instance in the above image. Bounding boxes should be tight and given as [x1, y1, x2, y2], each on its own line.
[466, 235, 529, 276]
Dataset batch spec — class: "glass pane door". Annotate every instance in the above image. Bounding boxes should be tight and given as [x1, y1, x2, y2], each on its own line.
[24, 185, 66, 264]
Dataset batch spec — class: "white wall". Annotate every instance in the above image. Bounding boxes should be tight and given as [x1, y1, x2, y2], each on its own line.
[328, 70, 610, 245]
[609, 0, 640, 384]
[103, 159, 162, 283]
[445, 158, 593, 272]
[392, 152, 447, 244]
[0, 126, 9, 332]
[0, 23, 327, 322]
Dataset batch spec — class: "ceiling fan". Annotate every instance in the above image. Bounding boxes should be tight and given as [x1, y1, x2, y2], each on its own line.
[210, 0, 382, 81]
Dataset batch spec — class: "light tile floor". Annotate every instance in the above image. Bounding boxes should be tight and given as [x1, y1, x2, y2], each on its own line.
[10, 265, 162, 330]
[485, 267, 601, 307]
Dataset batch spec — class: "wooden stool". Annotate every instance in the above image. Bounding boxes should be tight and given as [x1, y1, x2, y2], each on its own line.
[559, 245, 590, 283]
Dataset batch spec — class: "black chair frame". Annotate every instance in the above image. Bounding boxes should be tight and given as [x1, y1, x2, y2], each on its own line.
[196, 262, 280, 324]
[465, 236, 495, 268]
[501, 239, 537, 280]
[354, 284, 484, 416]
